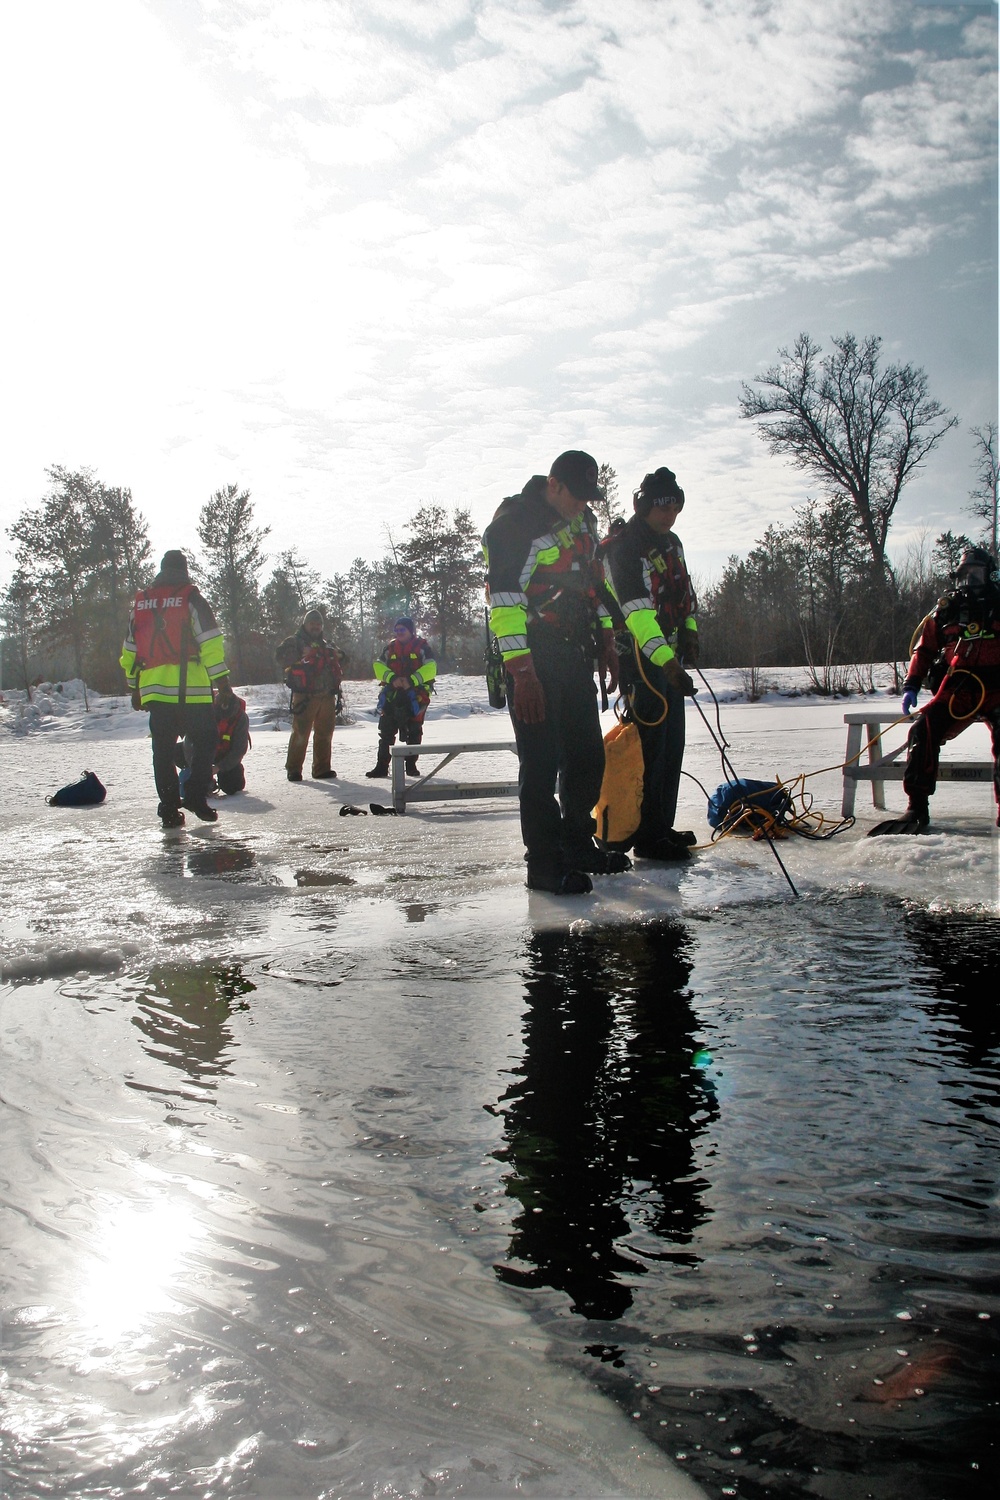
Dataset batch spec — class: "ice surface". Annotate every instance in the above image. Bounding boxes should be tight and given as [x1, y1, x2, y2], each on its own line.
[1, 672, 996, 984]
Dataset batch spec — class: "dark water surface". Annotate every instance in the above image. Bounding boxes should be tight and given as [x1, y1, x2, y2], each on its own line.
[2, 895, 998, 1498]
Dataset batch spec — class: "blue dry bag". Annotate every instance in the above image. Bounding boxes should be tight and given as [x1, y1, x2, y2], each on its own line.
[707, 777, 791, 832]
[46, 770, 107, 807]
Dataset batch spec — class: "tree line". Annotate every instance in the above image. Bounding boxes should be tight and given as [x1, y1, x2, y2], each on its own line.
[2, 333, 996, 697]
[0, 474, 491, 694]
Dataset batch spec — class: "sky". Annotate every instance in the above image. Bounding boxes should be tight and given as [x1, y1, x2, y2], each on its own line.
[0, 0, 996, 587]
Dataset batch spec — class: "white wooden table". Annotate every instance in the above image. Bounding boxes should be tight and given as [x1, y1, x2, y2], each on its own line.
[390, 741, 519, 813]
[841, 709, 993, 817]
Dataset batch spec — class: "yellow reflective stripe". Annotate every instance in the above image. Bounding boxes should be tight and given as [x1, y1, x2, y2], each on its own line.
[412, 661, 436, 687]
[373, 660, 393, 683]
[491, 602, 526, 642]
[199, 633, 227, 674]
[684, 616, 697, 632]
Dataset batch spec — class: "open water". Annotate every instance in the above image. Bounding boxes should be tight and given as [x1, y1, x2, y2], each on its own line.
[2, 892, 998, 1498]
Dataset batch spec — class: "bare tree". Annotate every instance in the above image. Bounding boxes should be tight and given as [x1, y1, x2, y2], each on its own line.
[739, 333, 958, 578]
[967, 422, 999, 558]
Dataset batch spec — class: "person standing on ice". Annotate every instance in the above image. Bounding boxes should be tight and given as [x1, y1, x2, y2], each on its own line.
[365, 618, 436, 779]
[276, 608, 343, 782]
[601, 466, 698, 862]
[873, 545, 1000, 834]
[482, 450, 625, 895]
[120, 550, 231, 828]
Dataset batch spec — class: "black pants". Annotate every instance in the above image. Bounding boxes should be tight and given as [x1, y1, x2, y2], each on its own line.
[377, 694, 425, 754]
[507, 637, 605, 879]
[619, 650, 686, 843]
[149, 702, 216, 811]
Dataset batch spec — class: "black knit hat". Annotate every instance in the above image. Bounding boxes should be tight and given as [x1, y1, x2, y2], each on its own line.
[394, 616, 415, 633]
[633, 467, 684, 518]
[159, 549, 190, 578]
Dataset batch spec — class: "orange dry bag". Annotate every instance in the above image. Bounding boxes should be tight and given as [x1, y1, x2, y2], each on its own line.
[593, 719, 644, 849]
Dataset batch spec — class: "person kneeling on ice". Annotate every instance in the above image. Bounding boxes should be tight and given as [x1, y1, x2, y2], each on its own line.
[177, 681, 251, 797]
[875, 546, 1000, 835]
[482, 450, 626, 895]
[120, 550, 231, 828]
[277, 608, 343, 782]
[365, 618, 436, 779]
[601, 465, 698, 862]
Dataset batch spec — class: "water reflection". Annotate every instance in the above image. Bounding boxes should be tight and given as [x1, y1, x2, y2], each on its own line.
[494, 922, 717, 1320]
[904, 908, 1000, 1069]
[127, 963, 254, 1107]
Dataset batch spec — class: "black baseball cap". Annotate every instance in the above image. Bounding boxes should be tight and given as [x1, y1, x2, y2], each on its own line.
[549, 450, 602, 502]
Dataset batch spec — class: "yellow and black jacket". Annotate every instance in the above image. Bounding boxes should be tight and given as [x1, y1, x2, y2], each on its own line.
[483, 476, 614, 662]
[602, 515, 697, 669]
[374, 635, 437, 715]
[120, 572, 228, 706]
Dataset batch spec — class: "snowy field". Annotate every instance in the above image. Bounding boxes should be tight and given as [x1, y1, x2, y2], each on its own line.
[0, 670, 996, 985]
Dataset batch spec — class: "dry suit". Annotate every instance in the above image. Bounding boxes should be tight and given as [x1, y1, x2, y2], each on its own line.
[902, 580, 1000, 816]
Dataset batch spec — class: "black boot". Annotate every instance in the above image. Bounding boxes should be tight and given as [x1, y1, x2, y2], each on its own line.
[361, 744, 389, 780]
[404, 756, 420, 777]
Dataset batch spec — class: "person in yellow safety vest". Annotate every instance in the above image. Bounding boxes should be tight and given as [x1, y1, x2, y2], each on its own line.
[365, 618, 437, 778]
[601, 466, 698, 863]
[483, 450, 625, 895]
[120, 549, 231, 828]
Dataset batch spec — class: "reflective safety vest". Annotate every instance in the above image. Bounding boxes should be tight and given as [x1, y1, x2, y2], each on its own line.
[133, 585, 193, 667]
[373, 637, 436, 714]
[121, 583, 227, 706]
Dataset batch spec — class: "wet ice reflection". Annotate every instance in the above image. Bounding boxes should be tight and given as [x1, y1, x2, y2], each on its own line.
[74, 1196, 202, 1347]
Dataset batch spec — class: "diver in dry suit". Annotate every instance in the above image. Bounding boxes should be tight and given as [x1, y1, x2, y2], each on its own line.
[872, 545, 1000, 834]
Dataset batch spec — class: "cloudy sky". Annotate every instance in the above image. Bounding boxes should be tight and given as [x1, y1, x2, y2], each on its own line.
[1, 0, 995, 584]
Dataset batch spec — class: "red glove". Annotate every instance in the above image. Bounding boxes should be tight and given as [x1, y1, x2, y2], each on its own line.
[507, 656, 545, 724]
[598, 633, 618, 695]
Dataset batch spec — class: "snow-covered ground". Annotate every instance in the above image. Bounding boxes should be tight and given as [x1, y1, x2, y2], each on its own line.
[1, 670, 996, 983]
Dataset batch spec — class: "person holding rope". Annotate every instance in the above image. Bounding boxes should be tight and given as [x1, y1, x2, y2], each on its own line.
[889, 545, 1000, 833]
[602, 467, 698, 861]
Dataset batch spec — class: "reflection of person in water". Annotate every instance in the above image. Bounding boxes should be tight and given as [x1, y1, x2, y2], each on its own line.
[128, 964, 255, 1105]
[494, 923, 717, 1320]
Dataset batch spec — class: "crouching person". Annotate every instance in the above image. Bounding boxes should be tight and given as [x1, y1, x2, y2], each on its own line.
[366, 618, 436, 778]
[121, 549, 230, 827]
[277, 608, 343, 782]
[177, 681, 251, 796]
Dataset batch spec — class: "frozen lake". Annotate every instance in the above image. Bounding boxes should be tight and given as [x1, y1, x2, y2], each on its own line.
[1, 675, 997, 1497]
